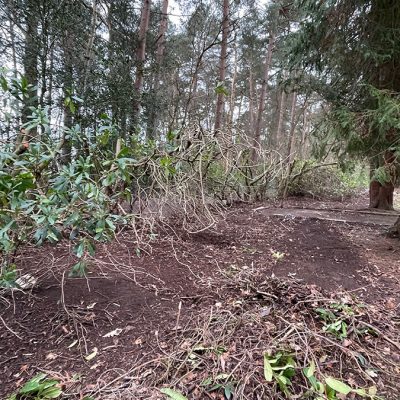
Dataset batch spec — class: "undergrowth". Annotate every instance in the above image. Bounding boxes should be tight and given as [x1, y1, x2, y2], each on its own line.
[286, 161, 369, 200]
[0, 69, 279, 284]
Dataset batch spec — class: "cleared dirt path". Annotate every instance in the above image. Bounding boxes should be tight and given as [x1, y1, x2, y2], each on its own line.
[254, 206, 399, 226]
[1, 198, 399, 398]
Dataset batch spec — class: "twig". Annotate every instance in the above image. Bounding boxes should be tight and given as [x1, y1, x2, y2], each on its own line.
[0, 313, 22, 339]
[359, 321, 400, 351]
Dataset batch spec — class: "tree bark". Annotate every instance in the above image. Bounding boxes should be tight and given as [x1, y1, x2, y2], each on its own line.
[132, 0, 152, 129]
[299, 103, 309, 159]
[155, 0, 168, 66]
[369, 180, 394, 210]
[9, 18, 17, 77]
[248, 70, 255, 136]
[60, 24, 75, 164]
[271, 86, 287, 150]
[369, 153, 395, 210]
[228, 36, 238, 128]
[251, 33, 275, 160]
[147, 0, 169, 139]
[286, 91, 298, 164]
[214, 0, 229, 133]
[82, 0, 98, 96]
[22, 0, 39, 138]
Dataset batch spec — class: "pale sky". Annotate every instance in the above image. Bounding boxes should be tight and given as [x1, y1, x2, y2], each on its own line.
[168, 0, 271, 24]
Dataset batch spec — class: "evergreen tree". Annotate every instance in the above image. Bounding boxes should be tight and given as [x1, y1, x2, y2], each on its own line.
[289, 0, 400, 210]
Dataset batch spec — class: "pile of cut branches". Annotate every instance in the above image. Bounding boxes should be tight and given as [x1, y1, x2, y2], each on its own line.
[86, 267, 399, 399]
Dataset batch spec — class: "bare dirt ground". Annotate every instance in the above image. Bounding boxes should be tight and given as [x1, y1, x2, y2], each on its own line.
[1, 193, 399, 399]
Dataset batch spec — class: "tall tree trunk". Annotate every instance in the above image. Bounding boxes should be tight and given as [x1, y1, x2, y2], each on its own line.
[280, 91, 299, 201]
[299, 103, 309, 159]
[60, 29, 75, 164]
[46, 46, 54, 108]
[22, 0, 39, 139]
[272, 87, 287, 150]
[228, 36, 238, 128]
[214, 0, 229, 133]
[107, 0, 130, 141]
[248, 70, 255, 136]
[132, 0, 152, 130]
[286, 91, 298, 164]
[9, 19, 17, 78]
[83, 0, 98, 96]
[155, 0, 168, 66]
[167, 70, 180, 132]
[147, 0, 169, 139]
[38, 0, 50, 110]
[251, 33, 275, 160]
[368, 3, 399, 211]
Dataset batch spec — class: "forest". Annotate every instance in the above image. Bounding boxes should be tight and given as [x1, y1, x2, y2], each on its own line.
[0, 0, 399, 399]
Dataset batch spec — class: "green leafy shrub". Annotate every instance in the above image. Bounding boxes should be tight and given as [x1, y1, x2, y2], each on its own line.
[0, 70, 150, 276]
[286, 161, 368, 199]
[0, 263, 17, 288]
[263, 351, 296, 397]
[7, 373, 62, 400]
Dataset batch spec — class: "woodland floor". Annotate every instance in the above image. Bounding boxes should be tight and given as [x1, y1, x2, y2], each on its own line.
[1, 192, 400, 399]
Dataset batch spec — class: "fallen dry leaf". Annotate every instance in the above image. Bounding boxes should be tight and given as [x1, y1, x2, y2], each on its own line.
[102, 328, 123, 338]
[386, 298, 397, 310]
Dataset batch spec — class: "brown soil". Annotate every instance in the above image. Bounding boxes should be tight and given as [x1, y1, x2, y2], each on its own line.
[1, 195, 399, 398]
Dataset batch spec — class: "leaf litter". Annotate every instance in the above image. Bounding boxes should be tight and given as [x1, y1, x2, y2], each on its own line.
[87, 264, 399, 399]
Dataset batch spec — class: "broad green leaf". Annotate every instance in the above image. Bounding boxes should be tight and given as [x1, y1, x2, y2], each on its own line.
[105, 219, 116, 231]
[326, 385, 337, 400]
[200, 377, 212, 386]
[276, 374, 291, 396]
[303, 360, 316, 378]
[159, 388, 188, 400]
[40, 379, 59, 390]
[86, 240, 96, 256]
[224, 382, 235, 399]
[74, 241, 85, 258]
[69, 261, 88, 278]
[0, 75, 8, 91]
[276, 375, 289, 385]
[263, 354, 273, 382]
[19, 373, 47, 393]
[325, 377, 352, 394]
[0, 220, 14, 236]
[41, 386, 63, 398]
[47, 228, 60, 242]
[353, 388, 367, 397]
